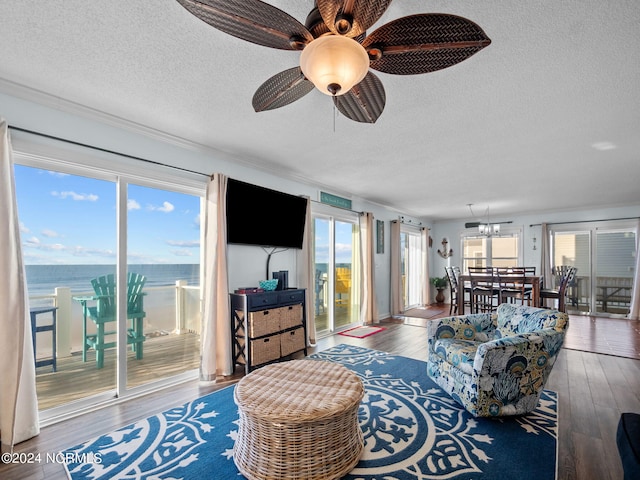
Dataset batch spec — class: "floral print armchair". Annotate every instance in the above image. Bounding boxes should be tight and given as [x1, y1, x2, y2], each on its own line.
[427, 303, 568, 417]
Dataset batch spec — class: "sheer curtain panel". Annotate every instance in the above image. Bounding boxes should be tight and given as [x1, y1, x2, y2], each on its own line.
[628, 220, 640, 320]
[297, 196, 316, 344]
[421, 227, 431, 306]
[390, 220, 403, 315]
[0, 119, 39, 451]
[359, 212, 378, 324]
[200, 173, 232, 380]
[540, 223, 553, 299]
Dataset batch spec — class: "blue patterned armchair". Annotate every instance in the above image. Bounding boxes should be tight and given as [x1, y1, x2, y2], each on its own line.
[427, 303, 568, 417]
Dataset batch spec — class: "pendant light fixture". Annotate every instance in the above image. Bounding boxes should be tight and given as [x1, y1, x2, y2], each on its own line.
[299, 35, 370, 96]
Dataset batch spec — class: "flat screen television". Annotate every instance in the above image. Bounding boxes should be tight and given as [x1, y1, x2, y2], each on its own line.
[226, 178, 308, 249]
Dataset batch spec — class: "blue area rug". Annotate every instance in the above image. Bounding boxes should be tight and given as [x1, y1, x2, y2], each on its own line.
[64, 345, 558, 479]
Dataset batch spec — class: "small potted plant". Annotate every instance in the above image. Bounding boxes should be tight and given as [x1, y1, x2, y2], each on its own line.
[430, 276, 448, 304]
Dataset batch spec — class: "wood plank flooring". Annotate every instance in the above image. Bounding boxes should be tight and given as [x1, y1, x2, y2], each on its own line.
[2, 312, 638, 480]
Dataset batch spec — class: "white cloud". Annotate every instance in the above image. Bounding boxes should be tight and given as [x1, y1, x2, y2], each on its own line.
[170, 249, 193, 257]
[51, 191, 99, 201]
[147, 201, 175, 213]
[41, 229, 59, 238]
[128, 199, 141, 210]
[166, 240, 200, 248]
[20, 222, 30, 234]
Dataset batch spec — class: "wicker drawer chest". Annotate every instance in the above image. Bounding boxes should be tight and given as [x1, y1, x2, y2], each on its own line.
[230, 289, 307, 373]
[233, 359, 364, 480]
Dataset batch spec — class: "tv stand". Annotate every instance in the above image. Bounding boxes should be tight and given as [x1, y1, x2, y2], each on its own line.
[230, 289, 307, 374]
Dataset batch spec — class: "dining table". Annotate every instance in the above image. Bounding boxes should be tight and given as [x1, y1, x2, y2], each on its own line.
[457, 274, 543, 314]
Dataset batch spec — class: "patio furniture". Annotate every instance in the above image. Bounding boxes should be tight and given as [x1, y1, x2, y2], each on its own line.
[427, 303, 568, 417]
[74, 272, 146, 368]
[233, 359, 364, 480]
[30, 306, 58, 371]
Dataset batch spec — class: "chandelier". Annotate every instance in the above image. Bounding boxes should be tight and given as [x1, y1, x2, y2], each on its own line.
[467, 204, 500, 237]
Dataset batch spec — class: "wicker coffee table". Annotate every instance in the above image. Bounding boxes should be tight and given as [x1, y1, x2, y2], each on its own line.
[233, 359, 364, 480]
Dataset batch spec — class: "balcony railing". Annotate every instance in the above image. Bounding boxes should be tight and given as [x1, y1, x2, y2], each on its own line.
[29, 281, 202, 411]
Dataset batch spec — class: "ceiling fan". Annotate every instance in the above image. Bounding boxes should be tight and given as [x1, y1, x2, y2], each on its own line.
[176, 0, 491, 123]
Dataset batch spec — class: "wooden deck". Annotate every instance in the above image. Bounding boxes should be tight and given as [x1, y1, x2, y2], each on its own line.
[35, 332, 200, 411]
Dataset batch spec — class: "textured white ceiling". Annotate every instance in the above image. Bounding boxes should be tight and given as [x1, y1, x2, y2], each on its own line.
[1, 0, 639, 220]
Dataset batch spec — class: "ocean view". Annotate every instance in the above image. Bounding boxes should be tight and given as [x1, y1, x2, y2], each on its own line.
[25, 264, 201, 297]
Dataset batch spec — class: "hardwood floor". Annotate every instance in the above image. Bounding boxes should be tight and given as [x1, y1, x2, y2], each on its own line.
[2, 311, 638, 480]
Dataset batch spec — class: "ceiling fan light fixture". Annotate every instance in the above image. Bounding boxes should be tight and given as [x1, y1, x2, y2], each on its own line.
[300, 35, 369, 96]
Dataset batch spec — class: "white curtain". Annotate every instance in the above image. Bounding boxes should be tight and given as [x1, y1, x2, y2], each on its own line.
[628, 220, 640, 320]
[0, 119, 40, 452]
[421, 227, 431, 306]
[359, 212, 378, 325]
[297, 196, 316, 344]
[390, 220, 403, 315]
[200, 173, 232, 380]
[540, 223, 553, 295]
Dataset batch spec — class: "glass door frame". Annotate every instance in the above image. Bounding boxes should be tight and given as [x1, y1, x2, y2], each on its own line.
[400, 225, 423, 310]
[549, 220, 638, 317]
[311, 203, 361, 336]
[14, 141, 205, 425]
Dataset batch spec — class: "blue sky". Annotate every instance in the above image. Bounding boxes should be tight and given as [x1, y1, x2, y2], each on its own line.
[314, 218, 355, 265]
[14, 165, 201, 265]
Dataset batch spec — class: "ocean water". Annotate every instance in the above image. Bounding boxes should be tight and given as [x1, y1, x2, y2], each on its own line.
[25, 264, 200, 297]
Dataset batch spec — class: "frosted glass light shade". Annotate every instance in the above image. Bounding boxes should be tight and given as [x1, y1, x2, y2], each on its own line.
[300, 35, 369, 96]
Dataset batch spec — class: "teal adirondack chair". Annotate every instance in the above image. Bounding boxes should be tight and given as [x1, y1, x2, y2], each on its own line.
[75, 272, 146, 368]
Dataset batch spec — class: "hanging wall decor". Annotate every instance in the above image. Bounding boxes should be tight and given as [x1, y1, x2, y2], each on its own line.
[437, 238, 453, 258]
[377, 220, 384, 254]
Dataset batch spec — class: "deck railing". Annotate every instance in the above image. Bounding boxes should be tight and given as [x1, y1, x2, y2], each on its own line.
[30, 281, 202, 360]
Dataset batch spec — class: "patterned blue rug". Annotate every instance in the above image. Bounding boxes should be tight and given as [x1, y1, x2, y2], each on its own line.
[64, 345, 558, 479]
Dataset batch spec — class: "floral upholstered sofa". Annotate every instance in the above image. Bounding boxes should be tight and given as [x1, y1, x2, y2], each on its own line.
[427, 303, 568, 417]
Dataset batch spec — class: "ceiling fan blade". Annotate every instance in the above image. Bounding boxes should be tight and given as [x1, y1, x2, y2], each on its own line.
[252, 67, 314, 112]
[333, 71, 386, 123]
[176, 0, 313, 50]
[316, 0, 392, 38]
[363, 14, 491, 75]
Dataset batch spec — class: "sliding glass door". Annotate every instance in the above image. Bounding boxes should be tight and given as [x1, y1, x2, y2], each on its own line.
[15, 165, 118, 411]
[551, 221, 637, 316]
[312, 205, 361, 335]
[400, 229, 422, 309]
[126, 183, 201, 389]
[14, 157, 204, 420]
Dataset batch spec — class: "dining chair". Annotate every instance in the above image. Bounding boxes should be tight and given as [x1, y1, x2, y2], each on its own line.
[468, 266, 499, 313]
[495, 267, 530, 305]
[540, 266, 577, 312]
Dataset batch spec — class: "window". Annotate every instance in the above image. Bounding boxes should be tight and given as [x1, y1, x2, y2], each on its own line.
[461, 229, 522, 273]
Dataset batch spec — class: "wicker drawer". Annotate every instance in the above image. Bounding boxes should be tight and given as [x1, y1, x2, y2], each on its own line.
[250, 335, 281, 366]
[280, 327, 305, 357]
[279, 304, 303, 330]
[247, 309, 281, 338]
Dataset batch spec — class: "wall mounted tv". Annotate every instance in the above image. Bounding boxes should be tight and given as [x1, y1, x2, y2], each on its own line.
[226, 178, 308, 249]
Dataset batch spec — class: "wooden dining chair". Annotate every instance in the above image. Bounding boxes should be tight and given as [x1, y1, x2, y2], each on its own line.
[495, 267, 530, 305]
[540, 266, 577, 312]
[468, 266, 499, 313]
